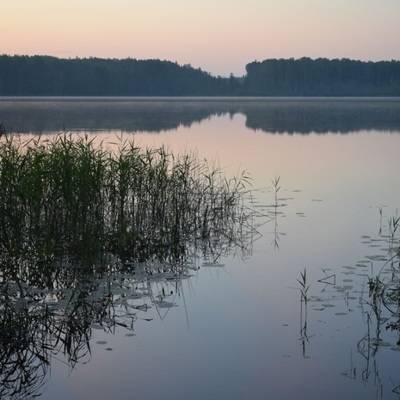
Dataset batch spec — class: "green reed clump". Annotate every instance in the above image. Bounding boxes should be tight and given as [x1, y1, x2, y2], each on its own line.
[0, 133, 253, 399]
[0, 134, 250, 265]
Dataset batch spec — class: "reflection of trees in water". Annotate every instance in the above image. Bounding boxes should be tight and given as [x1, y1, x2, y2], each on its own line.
[244, 101, 400, 135]
[1, 100, 400, 135]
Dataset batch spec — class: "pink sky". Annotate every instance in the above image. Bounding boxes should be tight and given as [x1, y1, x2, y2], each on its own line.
[2, 0, 400, 75]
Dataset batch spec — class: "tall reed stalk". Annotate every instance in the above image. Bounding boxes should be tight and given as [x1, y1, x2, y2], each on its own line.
[0, 134, 251, 269]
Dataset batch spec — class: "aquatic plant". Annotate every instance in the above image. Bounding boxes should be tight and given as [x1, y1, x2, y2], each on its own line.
[269, 176, 282, 250]
[0, 270, 129, 399]
[0, 133, 254, 399]
[0, 123, 6, 137]
[294, 213, 400, 394]
[389, 216, 400, 252]
[296, 267, 311, 358]
[272, 176, 281, 207]
[0, 134, 251, 265]
[297, 268, 310, 303]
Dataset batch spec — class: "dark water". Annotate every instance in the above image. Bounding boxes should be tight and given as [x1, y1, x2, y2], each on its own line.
[1, 97, 400, 134]
[1, 98, 400, 400]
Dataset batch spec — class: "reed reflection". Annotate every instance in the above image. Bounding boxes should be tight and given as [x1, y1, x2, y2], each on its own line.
[0, 135, 253, 399]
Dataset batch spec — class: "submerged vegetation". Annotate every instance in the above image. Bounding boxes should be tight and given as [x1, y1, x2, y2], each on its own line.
[0, 134, 253, 399]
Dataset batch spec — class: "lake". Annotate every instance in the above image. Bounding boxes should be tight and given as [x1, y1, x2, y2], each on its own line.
[1, 98, 400, 400]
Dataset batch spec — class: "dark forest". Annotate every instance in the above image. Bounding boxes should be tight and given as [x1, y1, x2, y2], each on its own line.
[1, 55, 400, 96]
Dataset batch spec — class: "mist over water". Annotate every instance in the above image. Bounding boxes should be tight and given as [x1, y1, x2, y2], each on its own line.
[1, 98, 400, 400]
[1, 97, 400, 135]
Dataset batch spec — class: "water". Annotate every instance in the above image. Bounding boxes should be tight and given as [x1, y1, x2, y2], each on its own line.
[1, 98, 400, 400]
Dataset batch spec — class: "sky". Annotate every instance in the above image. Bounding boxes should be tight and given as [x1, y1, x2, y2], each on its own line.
[2, 0, 400, 76]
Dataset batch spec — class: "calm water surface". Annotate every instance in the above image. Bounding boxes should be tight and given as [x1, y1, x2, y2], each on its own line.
[1, 98, 400, 400]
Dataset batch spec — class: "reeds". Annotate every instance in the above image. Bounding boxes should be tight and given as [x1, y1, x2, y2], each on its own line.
[298, 268, 310, 303]
[272, 176, 281, 206]
[0, 134, 251, 267]
[0, 123, 6, 137]
[0, 133, 253, 399]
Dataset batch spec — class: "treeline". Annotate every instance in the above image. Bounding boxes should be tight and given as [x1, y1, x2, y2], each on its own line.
[1, 55, 400, 96]
[0, 55, 234, 96]
[245, 58, 400, 96]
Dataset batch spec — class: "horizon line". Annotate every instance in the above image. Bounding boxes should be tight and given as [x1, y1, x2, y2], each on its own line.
[2, 53, 400, 78]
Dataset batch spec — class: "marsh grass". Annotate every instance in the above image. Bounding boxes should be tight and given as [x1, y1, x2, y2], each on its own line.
[0, 133, 253, 399]
[0, 134, 251, 266]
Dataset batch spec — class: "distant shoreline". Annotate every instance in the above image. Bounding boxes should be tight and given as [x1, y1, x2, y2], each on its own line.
[1, 56, 400, 97]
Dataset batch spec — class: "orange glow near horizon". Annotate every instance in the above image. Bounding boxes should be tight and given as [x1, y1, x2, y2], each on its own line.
[2, 0, 400, 75]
